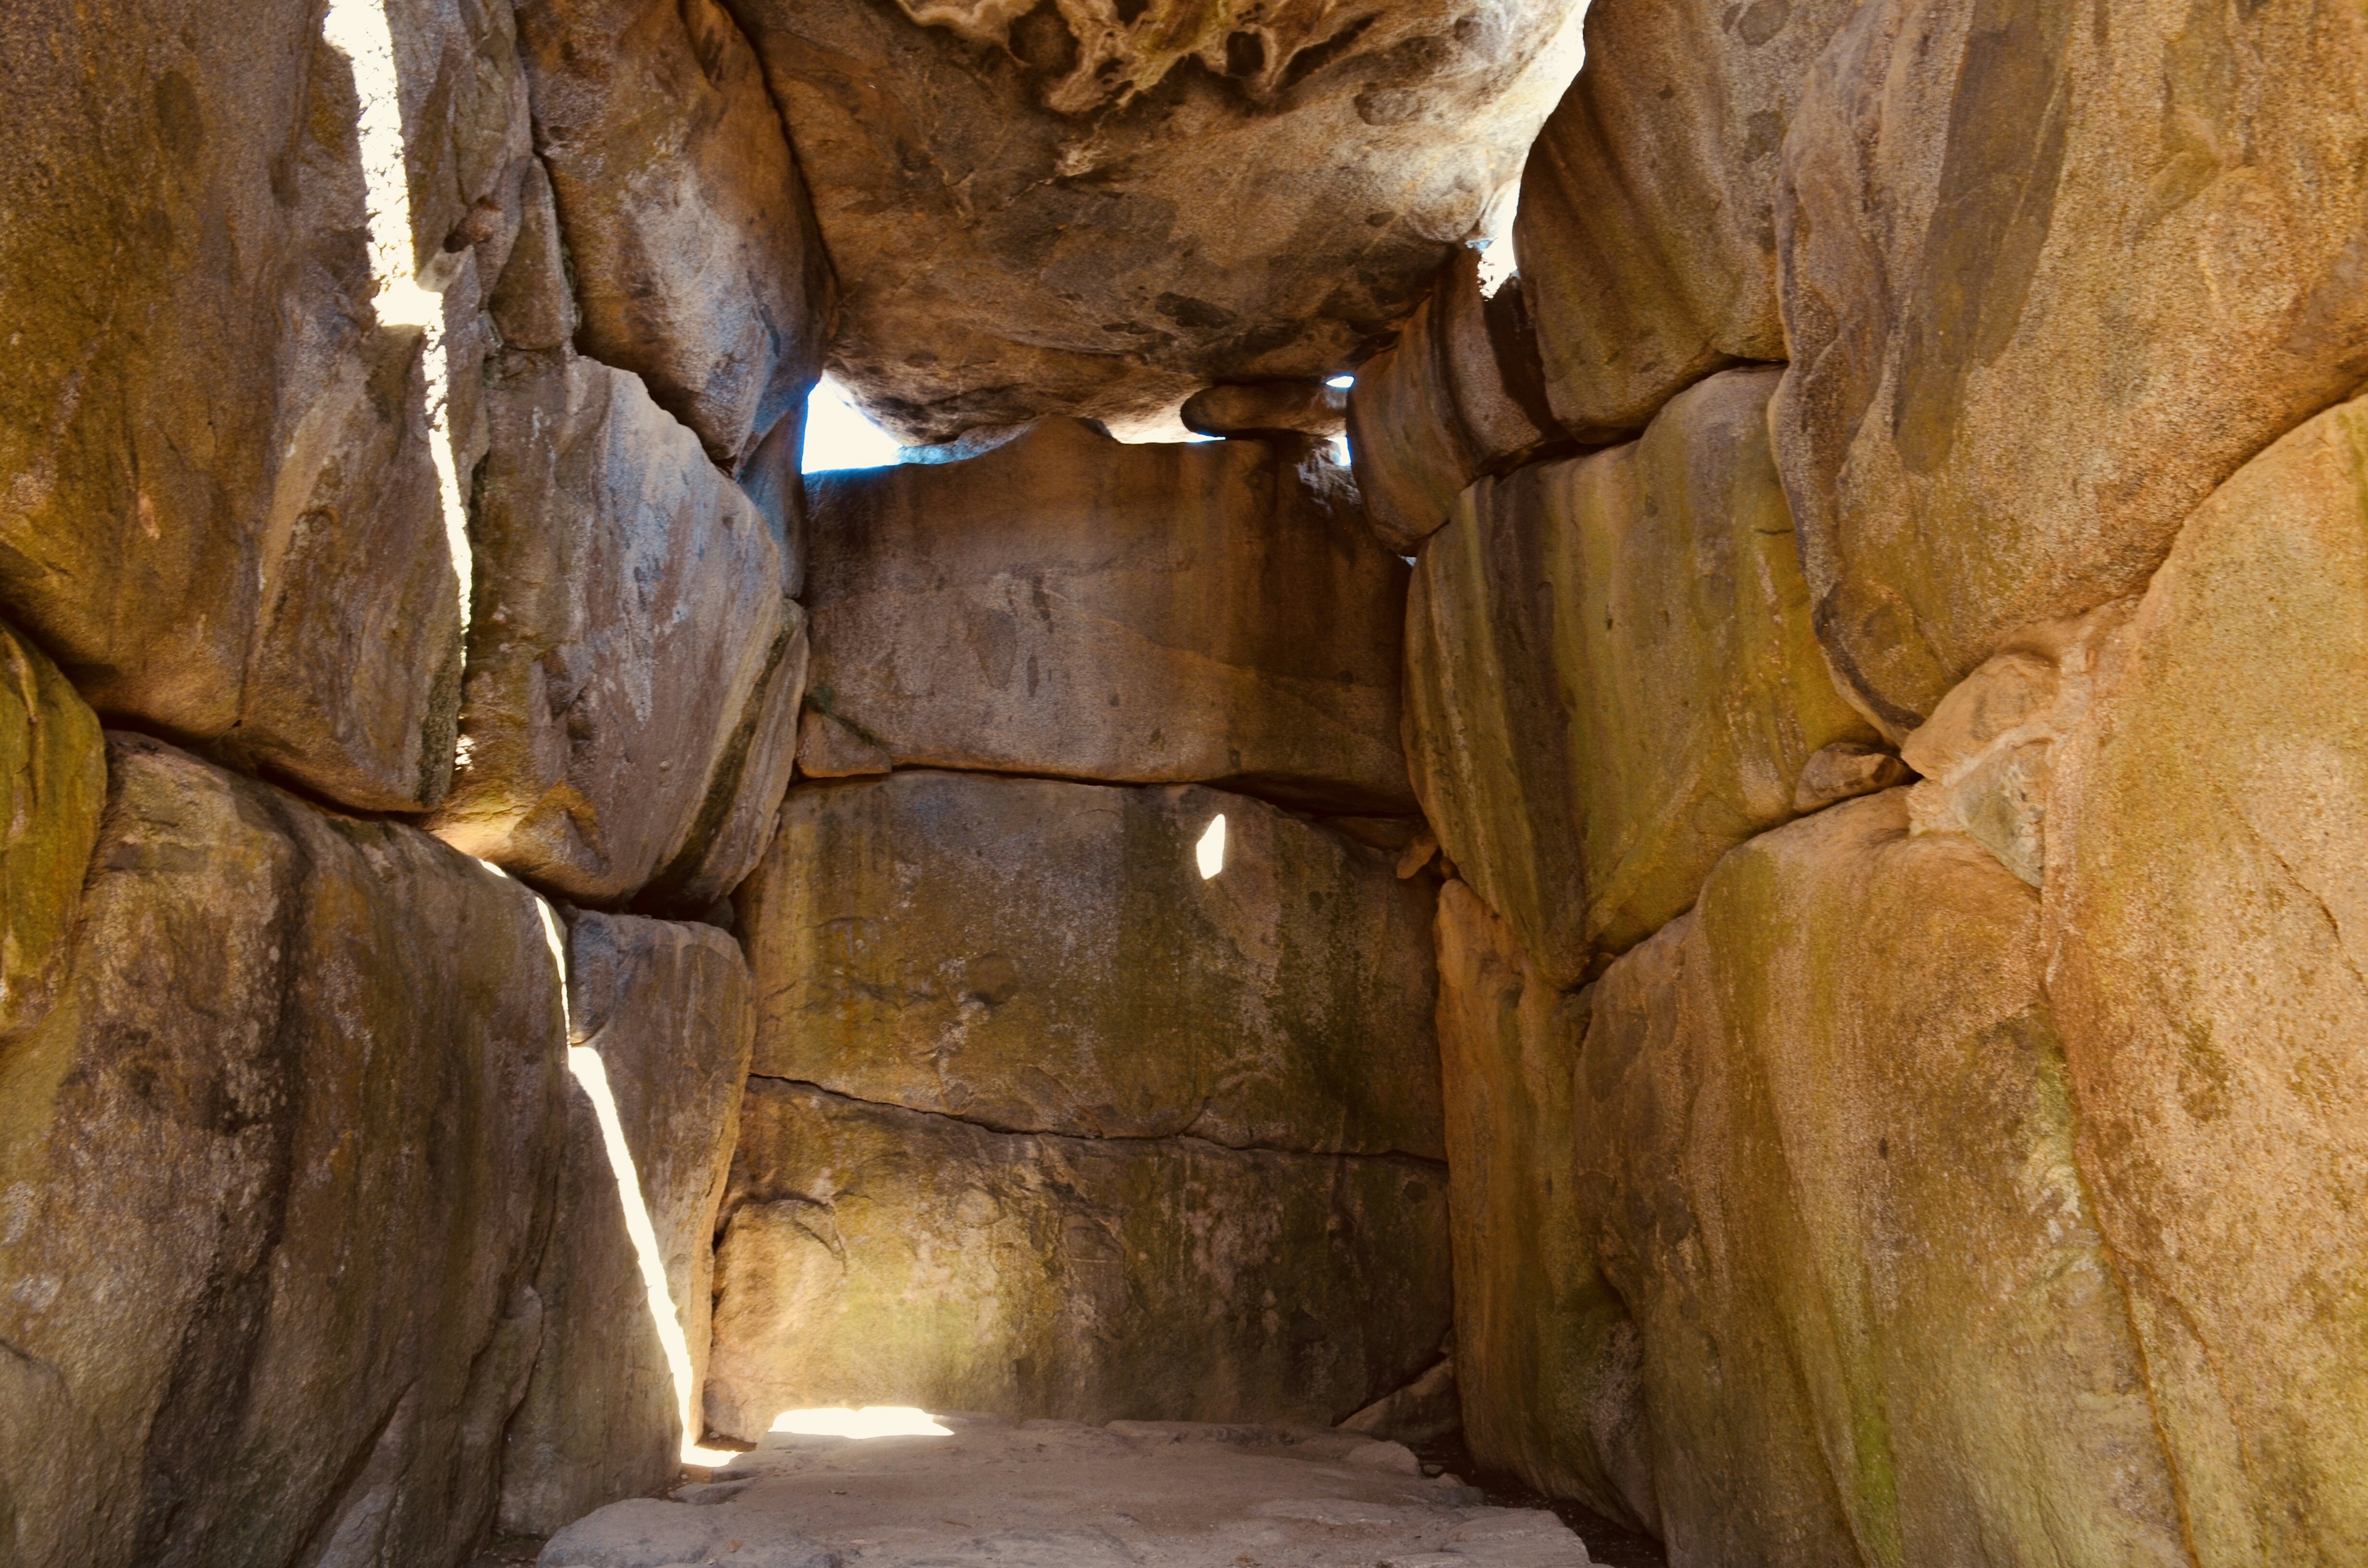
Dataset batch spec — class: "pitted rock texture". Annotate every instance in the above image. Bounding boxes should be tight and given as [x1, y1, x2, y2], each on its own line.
[541, 1418, 1589, 1567]
[0, 621, 103, 1044]
[729, 0, 1586, 441]
[706, 1080, 1453, 1441]
[1405, 367, 1875, 988]
[1346, 250, 1563, 551]
[1773, 0, 2368, 732]
[514, 0, 835, 470]
[0, 734, 568, 1568]
[798, 419, 1414, 814]
[1574, 792, 2189, 1568]
[2045, 388, 2368, 1566]
[430, 343, 805, 909]
[0, 0, 530, 810]
[500, 912, 756, 1535]
[1513, 0, 1856, 440]
[1433, 882, 1657, 1532]
[735, 771, 1444, 1157]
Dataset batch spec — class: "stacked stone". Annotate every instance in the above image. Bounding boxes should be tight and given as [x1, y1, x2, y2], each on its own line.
[1367, 1, 2368, 1563]
[707, 416, 1456, 1440]
[0, 0, 830, 1559]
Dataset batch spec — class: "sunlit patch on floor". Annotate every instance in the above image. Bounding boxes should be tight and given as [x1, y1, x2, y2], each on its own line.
[770, 1406, 954, 1440]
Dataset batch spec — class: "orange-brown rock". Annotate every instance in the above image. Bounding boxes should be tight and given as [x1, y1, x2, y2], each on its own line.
[2045, 390, 2368, 1566]
[500, 912, 754, 1534]
[1575, 792, 2189, 1568]
[513, 0, 835, 470]
[1513, 0, 1857, 439]
[0, 734, 569, 1568]
[729, 0, 1585, 441]
[799, 419, 1415, 814]
[1405, 368, 1875, 986]
[1773, 0, 2368, 732]
[1433, 880, 1656, 1530]
[736, 771, 1443, 1157]
[0, 621, 104, 1045]
[0, 0, 532, 812]
[1182, 380, 1348, 439]
[1346, 250, 1564, 551]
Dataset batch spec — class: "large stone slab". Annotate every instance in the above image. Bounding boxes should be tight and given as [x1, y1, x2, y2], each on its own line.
[1345, 249, 1564, 552]
[799, 419, 1415, 814]
[500, 911, 755, 1535]
[737, 770, 1442, 1159]
[0, 621, 104, 1045]
[1405, 367, 1876, 987]
[2045, 390, 2368, 1566]
[0, 0, 531, 810]
[728, 0, 1585, 440]
[1513, 0, 1857, 439]
[0, 734, 568, 1568]
[514, 0, 834, 470]
[1573, 792, 2188, 1568]
[1433, 880, 1656, 1531]
[1773, 0, 2368, 732]
[430, 343, 804, 908]
[705, 1079, 1453, 1441]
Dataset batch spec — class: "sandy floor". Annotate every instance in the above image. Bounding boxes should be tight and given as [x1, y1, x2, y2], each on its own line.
[535, 1416, 1594, 1567]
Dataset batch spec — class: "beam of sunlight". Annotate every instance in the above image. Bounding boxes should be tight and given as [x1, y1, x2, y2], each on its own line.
[771, 1406, 953, 1440]
[802, 377, 905, 473]
[519, 888, 739, 1466]
[320, 0, 472, 637]
[1196, 813, 1227, 880]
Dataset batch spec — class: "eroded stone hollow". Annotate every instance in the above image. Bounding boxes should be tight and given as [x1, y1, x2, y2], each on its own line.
[3, 0, 2365, 1565]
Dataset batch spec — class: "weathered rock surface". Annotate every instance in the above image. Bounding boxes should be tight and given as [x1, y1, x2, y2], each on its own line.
[737, 770, 1442, 1157]
[1405, 367, 1875, 987]
[707, 1080, 1453, 1440]
[1788, 741, 1909, 815]
[2045, 390, 2368, 1566]
[0, 0, 530, 810]
[500, 912, 755, 1535]
[799, 419, 1415, 813]
[729, 0, 1585, 441]
[0, 734, 568, 1568]
[0, 622, 104, 1043]
[1182, 380, 1348, 439]
[1574, 792, 2187, 1568]
[1338, 1355, 1461, 1450]
[543, 1418, 1587, 1568]
[430, 344, 804, 908]
[513, 0, 835, 470]
[1773, 0, 2368, 731]
[1346, 250, 1564, 551]
[1433, 881, 1656, 1530]
[1514, 0, 1856, 439]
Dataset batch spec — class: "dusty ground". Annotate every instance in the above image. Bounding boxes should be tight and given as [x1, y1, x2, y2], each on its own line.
[532, 1416, 1598, 1566]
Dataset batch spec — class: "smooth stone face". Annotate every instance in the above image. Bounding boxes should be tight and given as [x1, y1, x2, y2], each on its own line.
[1773, 0, 2368, 732]
[1405, 367, 1876, 987]
[1432, 881, 1656, 1530]
[1181, 380, 1349, 439]
[799, 419, 1416, 815]
[1346, 251, 1564, 552]
[727, 0, 1586, 441]
[705, 1080, 1453, 1440]
[513, 0, 835, 470]
[498, 912, 755, 1535]
[430, 347, 800, 908]
[1514, 0, 1856, 439]
[1575, 793, 2189, 1568]
[0, 735, 568, 1568]
[2045, 391, 2368, 1566]
[736, 771, 1444, 1159]
[0, 0, 527, 809]
[0, 622, 104, 1043]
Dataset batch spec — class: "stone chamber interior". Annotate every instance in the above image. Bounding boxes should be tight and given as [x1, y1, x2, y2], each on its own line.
[2, 0, 2364, 1564]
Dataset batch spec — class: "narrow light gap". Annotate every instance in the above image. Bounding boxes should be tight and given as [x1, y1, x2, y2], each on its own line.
[802, 376, 905, 473]
[1196, 813, 1227, 879]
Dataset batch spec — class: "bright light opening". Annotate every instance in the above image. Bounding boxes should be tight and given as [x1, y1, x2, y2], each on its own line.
[802, 377, 905, 472]
[1196, 813, 1227, 880]
[321, 0, 471, 636]
[1326, 374, 1355, 390]
[770, 1406, 953, 1440]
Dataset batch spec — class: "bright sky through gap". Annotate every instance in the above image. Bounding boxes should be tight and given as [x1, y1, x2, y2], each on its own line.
[802, 376, 905, 472]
